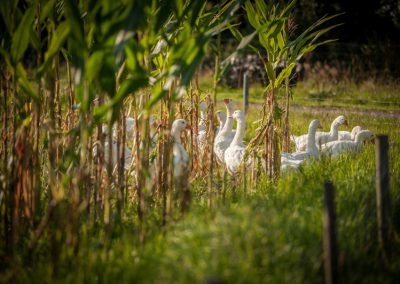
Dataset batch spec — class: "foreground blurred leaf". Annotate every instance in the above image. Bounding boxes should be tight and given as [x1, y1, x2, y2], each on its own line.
[11, 6, 35, 63]
[38, 21, 71, 76]
[94, 76, 148, 121]
[16, 63, 40, 103]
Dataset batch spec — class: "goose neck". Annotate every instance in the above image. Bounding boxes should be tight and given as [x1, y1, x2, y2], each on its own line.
[200, 110, 206, 122]
[330, 121, 339, 137]
[218, 117, 226, 129]
[221, 106, 234, 134]
[172, 129, 182, 144]
[306, 125, 318, 153]
[231, 118, 245, 146]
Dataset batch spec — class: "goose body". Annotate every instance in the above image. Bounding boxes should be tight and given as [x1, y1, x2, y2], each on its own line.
[198, 101, 208, 153]
[292, 115, 348, 151]
[224, 110, 251, 175]
[105, 141, 132, 171]
[215, 110, 226, 137]
[215, 110, 235, 139]
[103, 116, 156, 144]
[338, 125, 362, 141]
[282, 119, 322, 161]
[93, 140, 132, 171]
[321, 130, 374, 157]
[198, 101, 207, 132]
[172, 119, 189, 178]
[214, 99, 235, 165]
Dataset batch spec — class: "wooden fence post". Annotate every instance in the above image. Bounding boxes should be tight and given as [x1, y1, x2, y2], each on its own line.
[375, 134, 391, 253]
[323, 181, 339, 284]
[243, 72, 249, 114]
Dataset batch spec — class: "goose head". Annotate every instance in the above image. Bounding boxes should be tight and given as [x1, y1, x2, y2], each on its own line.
[355, 130, 375, 144]
[171, 119, 189, 141]
[232, 110, 245, 121]
[333, 115, 348, 127]
[223, 98, 234, 114]
[216, 110, 226, 125]
[199, 101, 207, 112]
[350, 125, 362, 140]
[309, 119, 322, 132]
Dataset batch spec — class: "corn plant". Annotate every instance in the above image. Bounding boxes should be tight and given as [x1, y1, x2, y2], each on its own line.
[232, 0, 340, 180]
[0, 0, 246, 265]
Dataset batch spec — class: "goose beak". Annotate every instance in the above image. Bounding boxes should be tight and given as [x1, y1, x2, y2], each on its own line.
[344, 120, 349, 126]
[186, 124, 192, 130]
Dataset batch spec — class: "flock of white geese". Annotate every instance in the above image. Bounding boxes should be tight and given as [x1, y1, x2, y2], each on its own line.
[97, 98, 375, 178]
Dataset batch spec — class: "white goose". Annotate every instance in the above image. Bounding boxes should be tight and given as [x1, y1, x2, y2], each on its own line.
[214, 98, 235, 165]
[171, 119, 190, 178]
[292, 115, 348, 151]
[282, 119, 322, 161]
[321, 130, 375, 157]
[224, 110, 251, 175]
[198, 101, 208, 153]
[104, 141, 132, 171]
[215, 109, 235, 139]
[338, 125, 362, 141]
[105, 116, 156, 142]
[215, 110, 226, 136]
[93, 127, 132, 171]
[199, 101, 207, 132]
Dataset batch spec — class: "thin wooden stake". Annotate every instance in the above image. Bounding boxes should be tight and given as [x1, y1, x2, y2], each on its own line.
[323, 181, 339, 284]
[243, 72, 249, 114]
[375, 135, 391, 253]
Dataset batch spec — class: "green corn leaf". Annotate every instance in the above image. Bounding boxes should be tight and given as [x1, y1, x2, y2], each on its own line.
[279, 0, 296, 18]
[154, 1, 173, 34]
[0, 46, 13, 72]
[125, 44, 146, 75]
[274, 63, 295, 87]
[99, 54, 117, 97]
[236, 30, 258, 51]
[193, 1, 208, 27]
[40, 0, 56, 22]
[113, 76, 148, 103]
[265, 61, 275, 81]
[259, 33, 270, 51]
[228, 24, 243, 41]
[16, 63, 40, 103]
[297, 39, 337, 60]
[255, 0, 268, 21]
[94, 76, 148, 120]
[0, 0, 19, 34]
[11, 6, 35, 63]
[245, 1, 261, 29]
[29, 30, 40, 51]
[146, 84, 167, 110]
[38, 21, 71, 76]
[86, 51, 105, 83]
[189, 0, 206, 27]
[64, 0, 85, 46]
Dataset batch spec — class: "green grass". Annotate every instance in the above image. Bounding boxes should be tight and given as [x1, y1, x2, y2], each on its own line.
[293, 79, 400, 111]
[3, 79, 400, 283]
[6, 103, 400, 283]
[199, 75, 400, 112]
